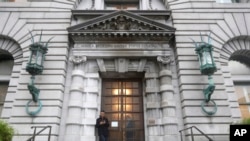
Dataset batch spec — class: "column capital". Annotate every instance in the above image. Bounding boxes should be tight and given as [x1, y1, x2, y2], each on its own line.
[70, 55, 87, 65]
[157, 56, 172, 64]
[157, 56, 173, 70]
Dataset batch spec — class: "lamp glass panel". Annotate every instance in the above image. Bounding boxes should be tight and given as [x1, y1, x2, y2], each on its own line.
[36, 51, 43, 66]
[201, 53, 206, 66]
[30, 51, 37, 64]
[205, 51, 213, 64]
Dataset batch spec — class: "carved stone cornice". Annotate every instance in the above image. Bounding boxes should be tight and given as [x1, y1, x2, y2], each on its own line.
[70, 32, 172, 42]
[70, 55, 87, 65]
[72, 10, 171, 18]
[69, 11, 174, 31]
[82, 16, 161, 31]
[68, 10, 175, 42]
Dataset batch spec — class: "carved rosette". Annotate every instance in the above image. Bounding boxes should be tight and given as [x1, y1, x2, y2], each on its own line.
[70, 55, 87, 65]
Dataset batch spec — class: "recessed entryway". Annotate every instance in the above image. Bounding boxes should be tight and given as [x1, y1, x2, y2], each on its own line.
[101, 79, 145, 141]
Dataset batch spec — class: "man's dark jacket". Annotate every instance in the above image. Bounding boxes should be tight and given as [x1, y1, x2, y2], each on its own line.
[95, 116, 110, 137]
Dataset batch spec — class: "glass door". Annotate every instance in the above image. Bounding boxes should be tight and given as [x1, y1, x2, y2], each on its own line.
[102, 79, 144, 141]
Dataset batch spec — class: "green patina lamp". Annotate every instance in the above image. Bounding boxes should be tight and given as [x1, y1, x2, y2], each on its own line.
[192, 33, 217, 115]
[26, 42, 48, 103]
[25, 30, 53, 116]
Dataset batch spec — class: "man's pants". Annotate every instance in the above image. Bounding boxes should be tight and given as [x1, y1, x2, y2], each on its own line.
[100, 135, 108, 141]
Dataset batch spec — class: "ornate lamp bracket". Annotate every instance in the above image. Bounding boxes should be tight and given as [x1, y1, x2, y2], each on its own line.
[191, 33, 217, 116]
[25, 30, 53, 116]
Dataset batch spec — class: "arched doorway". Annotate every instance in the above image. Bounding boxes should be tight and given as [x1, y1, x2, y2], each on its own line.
[220, 37, 250, 120]
[228, 51, 250, 119]
[0, 50, 14, 115]
[0, 36, 23, 119]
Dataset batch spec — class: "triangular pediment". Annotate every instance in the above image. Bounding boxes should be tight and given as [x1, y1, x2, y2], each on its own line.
[68, 10, 175, 42]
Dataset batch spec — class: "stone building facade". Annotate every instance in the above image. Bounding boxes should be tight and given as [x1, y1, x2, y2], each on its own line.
[0, 0, 250, 141]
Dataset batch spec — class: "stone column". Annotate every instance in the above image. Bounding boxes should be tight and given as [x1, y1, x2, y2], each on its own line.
[145, 72, 161, 141]
[64, 56, 87, 141]
[81, 72, 100, 141]
[157, 56, 178, 141]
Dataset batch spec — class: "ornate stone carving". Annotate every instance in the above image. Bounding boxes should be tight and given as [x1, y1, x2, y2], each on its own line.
[157, 56, 172, 65]
[86, 16, 158, 31]
[157, 56, 173, 70]
[70, 55, 87, 65]
[68, 11, 175, 42]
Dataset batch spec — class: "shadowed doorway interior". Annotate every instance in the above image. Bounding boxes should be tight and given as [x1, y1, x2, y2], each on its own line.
[101, 79, 145, 141]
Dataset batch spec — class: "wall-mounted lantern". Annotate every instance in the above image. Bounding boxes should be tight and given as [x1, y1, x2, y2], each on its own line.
[26, 43, 48, 76]
[25, 30, 53, 116]
[195, 43, 217, 76]
[192, 33, 217, 115]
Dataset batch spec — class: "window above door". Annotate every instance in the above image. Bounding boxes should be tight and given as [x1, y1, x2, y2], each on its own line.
[105, 0, 139, 10]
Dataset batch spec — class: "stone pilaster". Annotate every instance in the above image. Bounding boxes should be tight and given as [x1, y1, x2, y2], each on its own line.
[145, 72, 161, 141]
[64, 56, 87, 141]
[157, 56, 178, 141]
[81, 72, 100, 141]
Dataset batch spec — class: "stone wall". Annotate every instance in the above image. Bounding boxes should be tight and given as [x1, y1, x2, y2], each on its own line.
[162, 0, 250, 140]
[1, 0, 250, 141]
[0, 1, 80, 140]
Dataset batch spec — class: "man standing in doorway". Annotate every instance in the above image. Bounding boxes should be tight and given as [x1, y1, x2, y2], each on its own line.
[96, 110, 109, 141]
